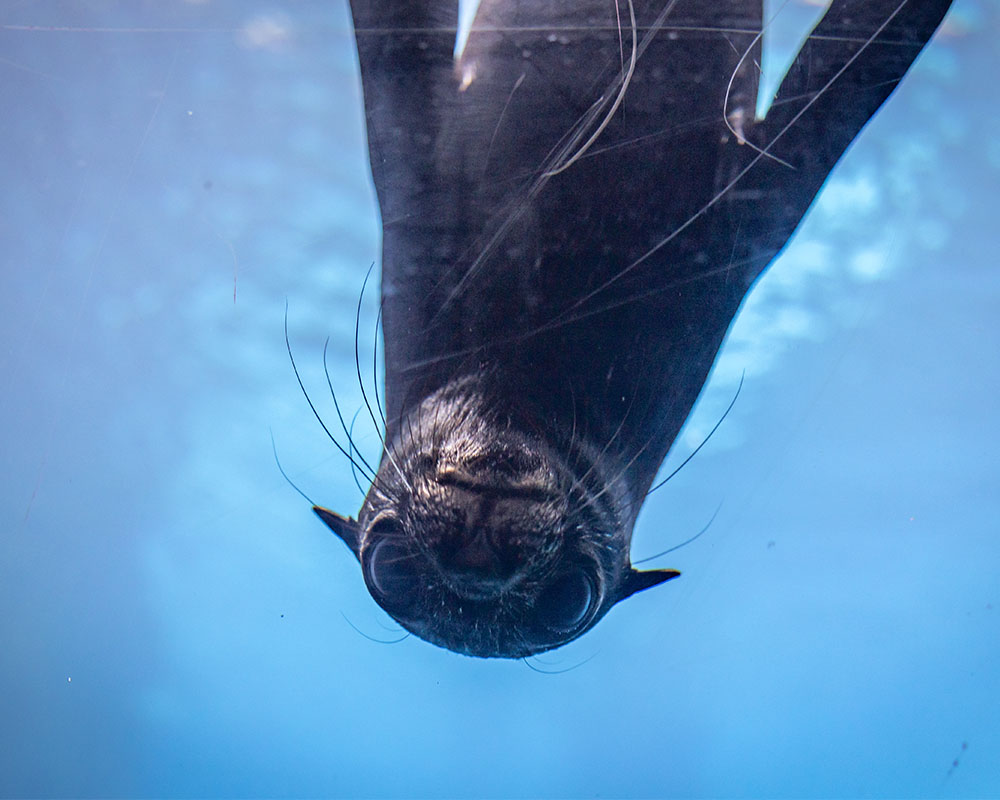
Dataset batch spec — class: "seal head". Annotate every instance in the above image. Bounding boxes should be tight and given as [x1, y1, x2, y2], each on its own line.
[316, 382, 678, 658]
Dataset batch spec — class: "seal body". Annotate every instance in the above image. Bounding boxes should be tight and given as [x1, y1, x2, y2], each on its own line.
[314, 0, 954, 657]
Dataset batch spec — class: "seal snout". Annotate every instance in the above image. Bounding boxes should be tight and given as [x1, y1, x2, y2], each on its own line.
[431, 505, 554, 597]
[427, 478, 549, 596]
[437, 527, 521, 585]
[410, 436, 568, 600]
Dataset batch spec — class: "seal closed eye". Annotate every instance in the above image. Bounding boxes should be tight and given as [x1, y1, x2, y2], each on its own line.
[311, 0, 955, 658]
[363, 531, 421, 618]
[532, 569, 598, 636]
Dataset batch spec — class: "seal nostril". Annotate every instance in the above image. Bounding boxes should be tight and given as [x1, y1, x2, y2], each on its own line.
[437, 529, 523, 583]
[448, 534, 495, 571]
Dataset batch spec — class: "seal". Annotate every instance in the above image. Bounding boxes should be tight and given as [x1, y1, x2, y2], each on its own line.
[311, 0, 954, 658]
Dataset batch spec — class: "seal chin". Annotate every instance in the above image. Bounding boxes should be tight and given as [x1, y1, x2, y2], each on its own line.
[395, 577, 608, 659]
[400, 611, 589, 660]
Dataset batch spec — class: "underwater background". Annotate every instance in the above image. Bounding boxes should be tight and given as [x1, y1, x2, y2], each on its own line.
[1, 0, 998, 797]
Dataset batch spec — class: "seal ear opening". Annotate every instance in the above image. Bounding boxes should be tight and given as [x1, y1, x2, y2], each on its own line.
[313, 506, 361, 559]
[619, 568, 681, 601]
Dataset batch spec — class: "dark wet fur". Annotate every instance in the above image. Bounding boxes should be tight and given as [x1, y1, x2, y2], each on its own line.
[308, 0, 955, 658]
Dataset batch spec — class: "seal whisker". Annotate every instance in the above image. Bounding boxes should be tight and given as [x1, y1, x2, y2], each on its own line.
[573, 107, 725, 161]
[284, 300, 385, 489]
[341, 612, 411, 646]
[523, 651, 598, 674]
[347, 408, 365, 496]
[614, 0, 625, 77]
[377, 549, 421, 568]
[632, 501, 723, 565]
[585, 380, 695, 511]
[543, 0, 638, 177]
[355, 262, 385, 441]
[482, 72, 526, 177]
[573, 404, 631, 496]
[269, 428, 316, 507]
[574, 375, 646, 500]
[372, 301, 388, 433]
[323, 336, 378, 483]
[647, 370, 745, 496]
[356, 264, 413, 494]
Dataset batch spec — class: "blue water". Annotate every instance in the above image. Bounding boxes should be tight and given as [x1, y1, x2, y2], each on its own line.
[1, 1, 997, 797]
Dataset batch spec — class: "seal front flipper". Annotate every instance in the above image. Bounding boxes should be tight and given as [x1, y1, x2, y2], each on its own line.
[313, 506, 360, 558]
[620, 568, 682, 602]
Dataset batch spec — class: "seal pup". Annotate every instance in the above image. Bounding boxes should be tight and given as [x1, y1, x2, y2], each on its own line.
[312, 0, 954, 657]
